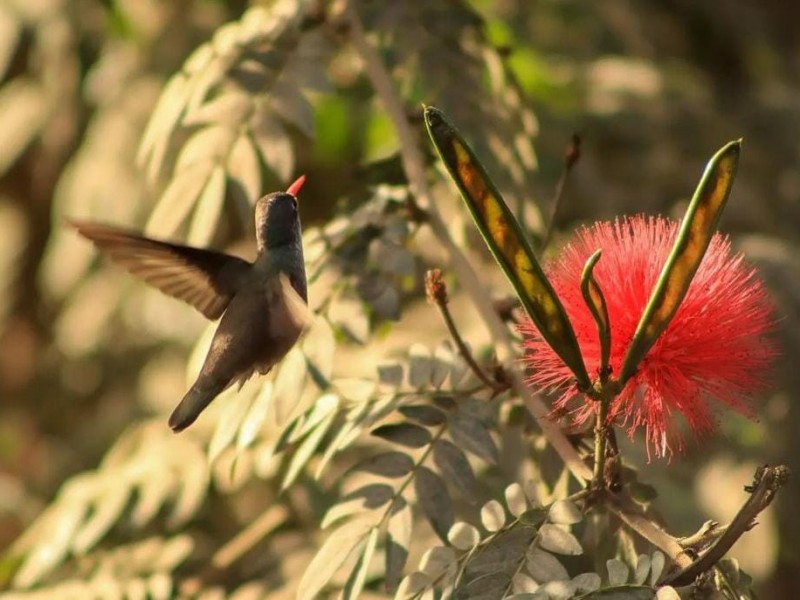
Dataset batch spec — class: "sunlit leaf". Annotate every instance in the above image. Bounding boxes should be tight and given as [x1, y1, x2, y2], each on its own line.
[175, 125, 236, 172]
[548, 499, 582, 525]
[131, 476, 175, 528]
[188, 164, 227, 246]
[395, 572, 433, 599]
[655, 587, 680, 600]
[183, 91, 253, 127]
[386, 499, 413, 591]
[0, 79, 47, 175]
[419, 546, 456, 578]
[539, 580, 576, 599]
[237, 382, 273, 451]
[538, 524, 582, 556]
[607, 559, 630, 586]
[448, 522, 480, 551]
[580, 585, 654, 599]
[618, 140, 741, 386]
[282, 408, 337, 489]
[251, 110, 294, 182]
[13, 504, 86, 587]
[505, 483, 529, 518]
[480, 500, 506, 532]
[0, 7, 20, 81]
[424, 106, 590, 389]
[302, 316, 336, 386]
[342, 527, 378, 600]
[633, 554, 650, 585]
[145, 161, 214, 238]
[227, 133, 263, 206]
[72, 486, 130, 554]
[297, 517, 374, 600]
[167, 443, 210, 527]
[572, 572, 601, 593]
[271, 347, 309, 424]
[649, 551, 665, 586]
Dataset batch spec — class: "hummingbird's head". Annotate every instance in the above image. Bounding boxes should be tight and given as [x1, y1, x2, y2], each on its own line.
[255, 176, 305, 250]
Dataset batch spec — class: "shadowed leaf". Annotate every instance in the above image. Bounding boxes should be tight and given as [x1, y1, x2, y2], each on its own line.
[415, 467, 454, 540]
[448, 413, 498, 464]
[527, 547, 569, 582]
[455, 572, 512, 600]
[398, 404, 446, 426]
[353, 451, 414, 478]
[580, 585, 655, 599]
[372, 423, 432, 448]
[433, 439, 479, 499]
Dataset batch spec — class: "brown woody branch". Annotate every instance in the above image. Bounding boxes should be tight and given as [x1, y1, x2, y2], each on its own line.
[659, 464, 789, 587]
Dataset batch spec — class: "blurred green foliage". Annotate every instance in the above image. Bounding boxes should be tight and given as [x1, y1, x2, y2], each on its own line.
[0, 0, 798, 598]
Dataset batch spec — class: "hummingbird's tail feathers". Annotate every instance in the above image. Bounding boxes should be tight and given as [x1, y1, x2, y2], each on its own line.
[169, 381, 227, 432]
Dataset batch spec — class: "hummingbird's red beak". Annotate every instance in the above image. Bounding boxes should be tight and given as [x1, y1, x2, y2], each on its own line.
[286, 175, 306, 197]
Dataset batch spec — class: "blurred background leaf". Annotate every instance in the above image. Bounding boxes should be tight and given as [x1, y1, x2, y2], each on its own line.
[0, 0, 797, 598]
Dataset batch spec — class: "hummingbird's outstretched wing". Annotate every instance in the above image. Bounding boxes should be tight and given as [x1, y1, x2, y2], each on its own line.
[70, 221, 252, 320]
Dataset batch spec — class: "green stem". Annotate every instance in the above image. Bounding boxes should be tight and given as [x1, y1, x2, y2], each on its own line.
[592, 399, 609, 488]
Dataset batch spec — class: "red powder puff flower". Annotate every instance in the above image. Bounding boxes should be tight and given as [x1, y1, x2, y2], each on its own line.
[519, 215, 777, 458]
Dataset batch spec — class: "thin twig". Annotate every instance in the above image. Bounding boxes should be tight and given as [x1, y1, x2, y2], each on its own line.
[180, 505, 288, 594]
[659, 464, 790, 587]
[342, 1, 593, 483]
[606, 493, 694, 570]
[425, 268, 509, 393]
[539, 134, 581, 251]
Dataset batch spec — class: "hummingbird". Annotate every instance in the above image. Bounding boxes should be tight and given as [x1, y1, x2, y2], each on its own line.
[71, 176, 311, 432]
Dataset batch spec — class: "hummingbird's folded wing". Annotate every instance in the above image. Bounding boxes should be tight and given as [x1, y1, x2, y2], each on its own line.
[273, 272, 313, 335]
[70, 221, 252, 320]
